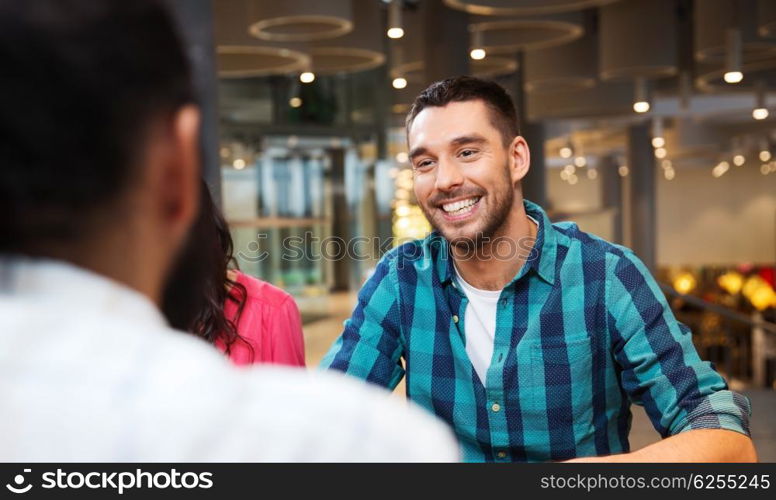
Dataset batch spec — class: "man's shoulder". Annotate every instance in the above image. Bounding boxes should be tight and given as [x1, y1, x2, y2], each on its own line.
[551, 220, 633, 262]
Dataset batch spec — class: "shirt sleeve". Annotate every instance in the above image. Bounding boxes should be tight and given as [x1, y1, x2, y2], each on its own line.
[605, 249, 751, 438]
[270, 296, 306, 367]
[320, 255, 405, 390]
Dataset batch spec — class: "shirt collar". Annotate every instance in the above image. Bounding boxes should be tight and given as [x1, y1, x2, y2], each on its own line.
[431, 199, 557, 287]
[523, 199, 557, 285]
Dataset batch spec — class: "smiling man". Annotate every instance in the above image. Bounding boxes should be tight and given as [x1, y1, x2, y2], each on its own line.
[322, 76, 756, 462]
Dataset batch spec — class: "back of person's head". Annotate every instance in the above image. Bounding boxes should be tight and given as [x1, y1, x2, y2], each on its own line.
[406, 76, 519, 147]
[0, 0, 195, 257]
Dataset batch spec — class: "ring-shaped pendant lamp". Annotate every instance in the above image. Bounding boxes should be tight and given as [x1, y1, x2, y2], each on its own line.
[696, 58, 776, 92]
[471, 13, 584, 55]
[695, 0, 776, 63]
[214, 0, 310, 77]
[246, 0, 353, 42]
[217, 46, 310, 78]
[443, 0, 620, 16]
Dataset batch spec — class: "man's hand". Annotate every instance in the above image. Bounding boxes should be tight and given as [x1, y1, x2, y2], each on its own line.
[564, 429, 757, 463]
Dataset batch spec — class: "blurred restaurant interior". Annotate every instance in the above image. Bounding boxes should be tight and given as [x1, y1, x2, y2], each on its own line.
[170, 0, 775, 416]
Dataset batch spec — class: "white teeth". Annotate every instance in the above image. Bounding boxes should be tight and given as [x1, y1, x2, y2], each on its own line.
[442, 197, 479, 214]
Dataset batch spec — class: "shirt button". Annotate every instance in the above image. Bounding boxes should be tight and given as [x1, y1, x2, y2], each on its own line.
[497, 451, 507, 459]
[491, 403, 501, 412]
[452, 315, 459, 323]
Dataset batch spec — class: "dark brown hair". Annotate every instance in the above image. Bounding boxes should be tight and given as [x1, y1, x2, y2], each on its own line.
[161, 180, 253, 360]
[406, 76, 520, 146]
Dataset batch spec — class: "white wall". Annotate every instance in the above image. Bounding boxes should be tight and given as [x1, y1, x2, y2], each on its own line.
[546, 164, 776, 266]
[657, 165, 776, 266]
[547, 168, 601, 213]
[546, 168, 616, 242]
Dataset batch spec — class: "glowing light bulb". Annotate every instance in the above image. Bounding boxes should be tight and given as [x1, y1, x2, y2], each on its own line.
[470, 48, 486, 60]
[289, 97, 302, 108]
[633, 101, 650, 113]
[387, 27, 404, 39]
[753, 108, 769, 120]
[300, 72, 315, 83]
[724, 71, 743, 84]
[392, 77, 407, 89]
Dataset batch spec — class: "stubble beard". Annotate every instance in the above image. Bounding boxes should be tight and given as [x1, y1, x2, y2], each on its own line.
[420, 164, 514, 252]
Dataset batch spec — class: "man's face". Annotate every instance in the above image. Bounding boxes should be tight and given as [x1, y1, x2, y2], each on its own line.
[408, 100, 517, 247]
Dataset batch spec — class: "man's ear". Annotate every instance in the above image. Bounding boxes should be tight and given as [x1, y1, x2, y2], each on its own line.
[508, 135, 530, 184]
[162, 105, 201, 234]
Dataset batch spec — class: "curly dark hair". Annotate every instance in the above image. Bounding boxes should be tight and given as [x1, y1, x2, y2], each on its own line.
[162, 180, 253, 360]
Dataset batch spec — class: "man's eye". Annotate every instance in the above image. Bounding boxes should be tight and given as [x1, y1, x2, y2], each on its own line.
[415, 160, 433, 169]
[460, 149, 477, 157]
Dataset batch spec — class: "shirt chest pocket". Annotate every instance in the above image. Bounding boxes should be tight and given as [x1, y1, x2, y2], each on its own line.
[528, 337, 595, 430]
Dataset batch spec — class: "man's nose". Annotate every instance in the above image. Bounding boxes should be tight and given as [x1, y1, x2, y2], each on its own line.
[434, 158, 464, 192]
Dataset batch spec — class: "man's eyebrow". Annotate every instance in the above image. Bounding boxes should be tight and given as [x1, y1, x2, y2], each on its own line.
[408, 146, 429, 160]
[450, 135, 487, 147]
[409, 135, 487, 160]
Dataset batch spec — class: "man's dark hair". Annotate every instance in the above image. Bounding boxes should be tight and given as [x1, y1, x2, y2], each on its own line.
[0, 0, 195, 255]
[406, 76, 520, 146]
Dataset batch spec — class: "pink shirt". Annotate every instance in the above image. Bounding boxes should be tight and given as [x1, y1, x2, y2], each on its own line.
[217, 271, 305, 367]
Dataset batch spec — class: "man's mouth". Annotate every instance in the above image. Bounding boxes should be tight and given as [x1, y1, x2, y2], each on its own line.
[440, 196, 481, 216]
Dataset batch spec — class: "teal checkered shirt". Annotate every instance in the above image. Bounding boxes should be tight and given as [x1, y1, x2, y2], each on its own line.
[321, 200, 751, 462]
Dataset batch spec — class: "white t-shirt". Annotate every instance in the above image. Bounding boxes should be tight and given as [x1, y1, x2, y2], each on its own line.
[453, 270, 501, 385]
[453, 217, 538, 385]
[0, 257, 459, 462]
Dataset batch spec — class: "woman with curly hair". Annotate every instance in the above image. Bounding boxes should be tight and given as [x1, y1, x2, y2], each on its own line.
[162, 180, 305, 367]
